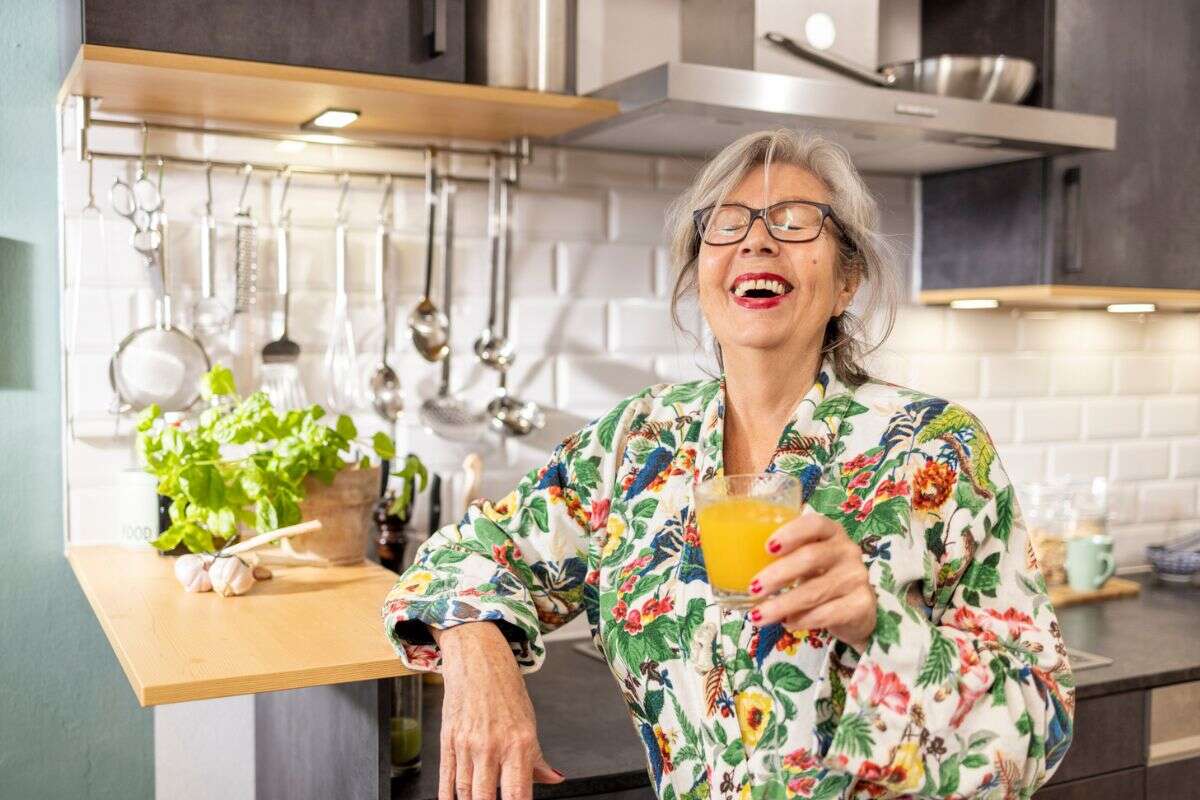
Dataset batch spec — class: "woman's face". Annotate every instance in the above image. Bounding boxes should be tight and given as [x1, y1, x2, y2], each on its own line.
[696, 163, 858, 360]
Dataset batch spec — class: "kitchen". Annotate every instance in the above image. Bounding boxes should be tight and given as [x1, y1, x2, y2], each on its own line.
[2, 1, 1199, 799]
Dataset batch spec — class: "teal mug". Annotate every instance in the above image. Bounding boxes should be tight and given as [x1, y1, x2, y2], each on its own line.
[1066, 534, 1116, 591]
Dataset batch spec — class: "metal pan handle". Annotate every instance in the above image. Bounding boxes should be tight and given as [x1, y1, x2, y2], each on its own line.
[763, 31, 892, 88]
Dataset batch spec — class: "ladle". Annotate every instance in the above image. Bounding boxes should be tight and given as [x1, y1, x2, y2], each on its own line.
[473, 155, 515, 372]
[408, 148, 450, 362]
[487, 176, 545, 436]
[418, 180, 490, 442]
[369, 176, 404, 423]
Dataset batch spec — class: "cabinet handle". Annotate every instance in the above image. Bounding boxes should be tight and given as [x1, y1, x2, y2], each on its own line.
[1059, 165, 1083, 275]
[431, 0, 447, 57]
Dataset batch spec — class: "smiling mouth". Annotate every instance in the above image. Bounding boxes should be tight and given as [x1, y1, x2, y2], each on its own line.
[730, 273, 794, 299]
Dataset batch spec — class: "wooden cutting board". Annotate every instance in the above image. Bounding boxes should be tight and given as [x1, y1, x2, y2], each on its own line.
[1048, 576, 1142, 608]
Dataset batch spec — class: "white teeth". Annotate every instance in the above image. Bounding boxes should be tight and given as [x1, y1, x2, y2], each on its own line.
[733, 278, 789, 297]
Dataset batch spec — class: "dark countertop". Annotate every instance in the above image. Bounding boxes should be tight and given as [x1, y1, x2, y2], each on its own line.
[392, 642, 651, 800]
[1057, 573, 1200, 700]
[392, 574, 1200, 799]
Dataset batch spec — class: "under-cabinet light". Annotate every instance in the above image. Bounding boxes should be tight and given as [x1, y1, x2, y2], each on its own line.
[275, 140, 307, 153]
[301, 108, 360, 130]
[949, 298, 1000, 310]
[1107, 303, 1155, 313]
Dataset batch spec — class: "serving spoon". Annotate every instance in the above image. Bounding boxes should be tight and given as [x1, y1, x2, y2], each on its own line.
[408, 148, 450, 362]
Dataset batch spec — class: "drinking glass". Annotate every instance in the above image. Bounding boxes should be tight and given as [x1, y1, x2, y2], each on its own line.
[695, 472, 802, 608]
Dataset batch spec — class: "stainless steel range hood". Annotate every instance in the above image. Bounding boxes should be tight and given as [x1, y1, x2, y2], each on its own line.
[552, 62, 1116, 175]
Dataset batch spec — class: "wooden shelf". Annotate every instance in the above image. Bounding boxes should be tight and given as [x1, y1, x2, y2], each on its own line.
[58, 45, 619, 142]
[67, 545, 412, 706]
[918, 284, 1200, 311]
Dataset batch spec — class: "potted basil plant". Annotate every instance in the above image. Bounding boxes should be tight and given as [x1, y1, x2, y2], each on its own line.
[137, 365, 404, 565]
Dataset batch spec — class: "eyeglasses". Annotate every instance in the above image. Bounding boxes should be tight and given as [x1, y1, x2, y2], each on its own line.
[692, 200, 847, 246]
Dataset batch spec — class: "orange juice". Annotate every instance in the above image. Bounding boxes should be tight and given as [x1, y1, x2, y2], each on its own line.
[697, 497, 798, 599]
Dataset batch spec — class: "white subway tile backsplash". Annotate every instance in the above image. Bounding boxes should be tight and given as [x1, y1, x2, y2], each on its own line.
[944, 309, 1020, 352]
[905, 354, 979, 400]
[879, 306, 945, 352]
[1111, 441, 1172, 482]
[1136, 480, 1197, 523]
[510, 297, 606, 354]
[1172, 439, 1200, 478]
[1115, 355, 1173, 394]
[654, 156, 706, 191]
[982, 355, 1050, 398]
[1018, 312, 1082, 351]
[558, 355, 656, 416]
[58, 114, 1200, 557]
[1144, 396, 1200, 437]
[609, 300, 689, 355]
[561, 150, 654, 188]
[558, 242, 655, 298]
[1108, 523, 1169, 567]
[964, 399, 1015, 444]
[513, 188, 606, 240]
[1144, 313, 1200, 351]
[1049, 354, 1113, 396]
[1047, 444, 1110, 481]
[1017, 401, 1082, 443]
[995, 446, 1048, 488]
[1077, 312, 1147, 352]
[1173, 355, 1200, 393]
[608, 188, 675, 244]
[1084, 398, 1143, 440]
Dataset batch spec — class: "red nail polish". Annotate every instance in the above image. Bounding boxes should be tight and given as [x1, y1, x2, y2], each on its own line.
[750, 608, 762, 623]
[768, 539, 782, 554]
[749, 579, 762, 594]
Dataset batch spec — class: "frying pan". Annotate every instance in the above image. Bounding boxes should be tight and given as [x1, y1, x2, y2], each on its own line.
[764, 31, 1037, 104]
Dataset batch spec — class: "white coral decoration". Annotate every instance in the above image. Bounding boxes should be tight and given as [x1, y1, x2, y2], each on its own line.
[689, 621, 718, 673]
[209, 555, 257, 597]
[174, 554, 214, 593]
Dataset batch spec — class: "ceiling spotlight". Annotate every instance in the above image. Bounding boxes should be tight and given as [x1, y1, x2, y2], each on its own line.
[949, 298, 999, 310]
[301, 108, 360, 130]
[1107, 303, 1155, 313]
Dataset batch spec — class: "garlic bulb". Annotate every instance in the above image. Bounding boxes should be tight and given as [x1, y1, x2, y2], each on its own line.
[174, 554, 213, 593]
[209, 555, 256, 597]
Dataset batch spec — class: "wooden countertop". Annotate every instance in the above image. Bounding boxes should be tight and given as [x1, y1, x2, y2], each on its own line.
[67, 545, 412, 707]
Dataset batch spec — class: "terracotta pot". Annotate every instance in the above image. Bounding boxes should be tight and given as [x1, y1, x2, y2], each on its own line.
[284, 466, 382, 566]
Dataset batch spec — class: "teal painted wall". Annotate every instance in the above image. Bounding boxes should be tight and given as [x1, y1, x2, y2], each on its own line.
[0, 4, 154, 798]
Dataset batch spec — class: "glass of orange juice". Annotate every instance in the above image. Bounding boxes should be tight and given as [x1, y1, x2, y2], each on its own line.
[695, 472, 801, 608]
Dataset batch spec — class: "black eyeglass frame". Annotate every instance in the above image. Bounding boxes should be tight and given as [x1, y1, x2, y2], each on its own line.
[692, 200, 849, 247]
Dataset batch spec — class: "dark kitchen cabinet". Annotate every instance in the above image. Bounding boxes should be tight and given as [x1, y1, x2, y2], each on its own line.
[58, 0, 466, 83]
[919, 0, 1200, 301]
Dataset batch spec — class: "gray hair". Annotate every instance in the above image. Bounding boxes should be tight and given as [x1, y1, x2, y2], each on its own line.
[665, 128, 901, 389]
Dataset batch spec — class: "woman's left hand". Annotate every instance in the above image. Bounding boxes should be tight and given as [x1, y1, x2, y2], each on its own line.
[747, 511, 877, 652]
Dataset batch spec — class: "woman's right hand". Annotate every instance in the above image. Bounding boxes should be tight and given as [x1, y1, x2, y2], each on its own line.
[432, 622, 565, 800]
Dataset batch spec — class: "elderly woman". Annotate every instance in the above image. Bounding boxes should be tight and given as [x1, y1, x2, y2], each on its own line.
[382, 128, 1073, 800]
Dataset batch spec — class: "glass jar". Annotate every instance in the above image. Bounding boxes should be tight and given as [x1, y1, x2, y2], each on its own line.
[1018, 477, 1110, 587]
[390, 674, 423, 777]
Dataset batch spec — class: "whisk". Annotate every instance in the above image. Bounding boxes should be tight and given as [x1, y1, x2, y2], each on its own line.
[233, 164, 258, 313]
[324, 173, 362, 411]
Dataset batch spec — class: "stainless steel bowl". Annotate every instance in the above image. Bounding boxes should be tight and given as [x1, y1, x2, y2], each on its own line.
[880, 54, 1038, 104]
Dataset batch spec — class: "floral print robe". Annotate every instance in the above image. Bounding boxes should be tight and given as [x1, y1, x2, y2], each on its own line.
[382, 354, 1074, 800]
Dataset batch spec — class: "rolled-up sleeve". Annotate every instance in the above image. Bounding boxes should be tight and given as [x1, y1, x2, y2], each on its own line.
[382, 400, 634, 674]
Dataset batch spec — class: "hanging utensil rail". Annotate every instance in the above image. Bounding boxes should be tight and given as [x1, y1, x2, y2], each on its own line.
[73, 95, 532, 186]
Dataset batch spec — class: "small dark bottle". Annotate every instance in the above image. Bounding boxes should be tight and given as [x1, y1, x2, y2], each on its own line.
[374, 493, 410, 574]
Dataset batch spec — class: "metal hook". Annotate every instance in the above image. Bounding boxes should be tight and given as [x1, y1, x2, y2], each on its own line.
[138, 122, 150, 176]
[335, 172, 351, 223]
[83, 154, 98, 211]
[155, 157, 165, 198]
[424, 146, 437, 205]
[236, 163, 253, 212]
[377, 175, 395, 225]
[276, 167, 293, 224]
[203, 162, 214, 217]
